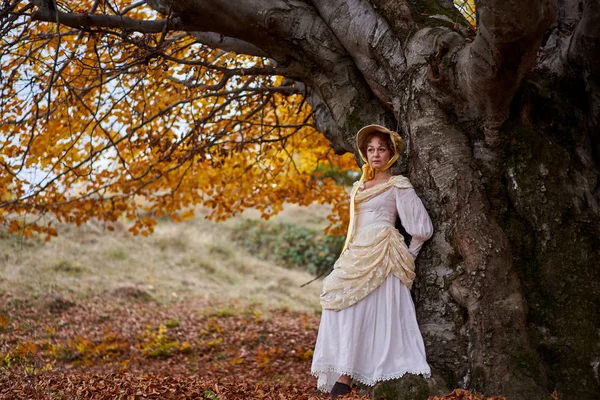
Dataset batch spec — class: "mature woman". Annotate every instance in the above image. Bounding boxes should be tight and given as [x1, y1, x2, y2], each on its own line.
[311, 125, 434, 397]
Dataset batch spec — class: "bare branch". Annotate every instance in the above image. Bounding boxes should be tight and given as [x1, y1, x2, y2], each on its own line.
[120, 0, 146, 16]
[202, 86, 301, 97]
[158, 51, 299, 76]
[31, 8, 195, 33]
[189, 32, 268, 58]
[166, 73, 229, 91]
[0, 0, 26, 20]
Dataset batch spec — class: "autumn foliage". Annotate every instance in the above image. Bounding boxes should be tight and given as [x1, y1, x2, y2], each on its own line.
[0, 0, 357, 239]
[453, 0, 476, 26]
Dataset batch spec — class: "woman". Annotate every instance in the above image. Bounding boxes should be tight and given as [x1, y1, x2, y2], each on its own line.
[311, 125, 434, 397]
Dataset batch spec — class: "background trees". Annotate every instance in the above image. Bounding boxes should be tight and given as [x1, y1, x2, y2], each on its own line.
[1, 1, 599, 399]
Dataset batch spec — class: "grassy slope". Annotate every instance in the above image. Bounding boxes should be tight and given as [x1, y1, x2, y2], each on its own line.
[0, 203, 333, 314]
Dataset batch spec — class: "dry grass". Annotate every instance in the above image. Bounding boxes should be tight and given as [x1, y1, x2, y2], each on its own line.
[0, 204, 333, 313]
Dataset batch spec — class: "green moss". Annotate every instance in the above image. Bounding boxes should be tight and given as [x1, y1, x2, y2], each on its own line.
[372, 374, 430, 399]
[510, 350, 541, 377]
[164, 318, 180, 328]
[346, 103, 366, 137]
[50, 259, 84, 275]
[104, 247, 129, 260]
[374, 384, 401, 399]
[208, 307, 235, 318]
[407, 0, 466, 28]
[500, 71, 600, 397]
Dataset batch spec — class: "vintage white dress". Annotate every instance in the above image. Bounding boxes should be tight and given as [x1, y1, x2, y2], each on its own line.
[311, 175, 434, 392]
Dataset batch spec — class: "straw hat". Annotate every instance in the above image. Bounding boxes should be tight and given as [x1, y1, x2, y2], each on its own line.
[356, 124, 404, 171]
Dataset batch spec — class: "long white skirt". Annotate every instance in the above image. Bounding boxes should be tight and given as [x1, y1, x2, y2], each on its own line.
[311, 274, 431, 392]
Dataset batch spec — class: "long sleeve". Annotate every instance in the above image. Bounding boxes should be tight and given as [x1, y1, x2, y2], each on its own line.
[395, 187, 434, 258]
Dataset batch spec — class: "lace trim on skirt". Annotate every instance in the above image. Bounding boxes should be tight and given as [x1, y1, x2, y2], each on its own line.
[311, 364, 431, 392]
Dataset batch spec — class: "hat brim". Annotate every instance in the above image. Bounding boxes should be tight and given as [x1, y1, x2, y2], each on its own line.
[356, 124, 403, 162]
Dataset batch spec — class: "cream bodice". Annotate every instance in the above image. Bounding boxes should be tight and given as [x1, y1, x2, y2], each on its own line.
[355, 182, 433, 258]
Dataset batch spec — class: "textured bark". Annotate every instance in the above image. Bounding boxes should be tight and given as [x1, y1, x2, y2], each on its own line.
[29, 0, 600, 398]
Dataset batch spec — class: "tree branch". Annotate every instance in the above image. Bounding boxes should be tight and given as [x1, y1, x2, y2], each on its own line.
[31, 8, 195, 33]
[456, 0, 557, 130]
[537, 0, 597, 77]
[569, 0, 600, 171]
[28, 0, 394, 157]
[569, 0, 600, 74]
[189, 32, 268, 58]
[310, 0, 407, 104]
[120, 0, 146, 16]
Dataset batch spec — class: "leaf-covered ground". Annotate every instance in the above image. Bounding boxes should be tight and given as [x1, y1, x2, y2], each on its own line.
[1, 292, 323, 399]
[0, 293, 514, 400]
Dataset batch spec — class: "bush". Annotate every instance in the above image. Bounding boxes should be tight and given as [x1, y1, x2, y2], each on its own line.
[232, 220, 344, 276]
[312, 165, 359, 186]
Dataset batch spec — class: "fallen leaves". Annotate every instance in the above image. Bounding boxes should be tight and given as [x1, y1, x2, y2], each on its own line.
[0, 294, 327, 399]
[0, 294, 528, 400]
[429, 389, 507, 400]
[0, 313, 9, 329]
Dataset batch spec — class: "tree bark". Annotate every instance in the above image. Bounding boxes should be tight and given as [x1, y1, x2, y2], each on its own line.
[24, 0, 600, 398]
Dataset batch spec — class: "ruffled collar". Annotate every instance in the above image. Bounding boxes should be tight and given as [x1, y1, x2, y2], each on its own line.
[355, 176, 398, 203]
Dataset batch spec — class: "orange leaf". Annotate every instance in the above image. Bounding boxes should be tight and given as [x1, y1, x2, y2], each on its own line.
[0, 314, 8, 328]
[18, 341, 38, 358]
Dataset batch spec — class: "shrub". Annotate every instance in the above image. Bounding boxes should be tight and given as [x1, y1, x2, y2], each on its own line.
[232, 220, 344, 275]
[312, 165, 359, 186]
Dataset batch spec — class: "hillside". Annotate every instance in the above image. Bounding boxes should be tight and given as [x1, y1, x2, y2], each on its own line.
[0, 204, 331, 312]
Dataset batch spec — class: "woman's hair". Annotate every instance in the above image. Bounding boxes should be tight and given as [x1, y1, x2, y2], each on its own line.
[359, 131, 394, 157]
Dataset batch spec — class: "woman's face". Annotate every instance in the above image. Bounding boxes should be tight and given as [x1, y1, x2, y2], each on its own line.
[366, 135, 392, 169]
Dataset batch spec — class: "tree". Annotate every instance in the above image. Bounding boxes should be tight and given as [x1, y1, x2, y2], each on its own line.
[1, 1, 599, 399]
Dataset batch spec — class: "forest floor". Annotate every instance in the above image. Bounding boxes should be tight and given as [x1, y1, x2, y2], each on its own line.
[1, 205, 507, 399]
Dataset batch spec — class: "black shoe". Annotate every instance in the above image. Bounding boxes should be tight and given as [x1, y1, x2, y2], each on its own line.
[330, 382, 351, 398]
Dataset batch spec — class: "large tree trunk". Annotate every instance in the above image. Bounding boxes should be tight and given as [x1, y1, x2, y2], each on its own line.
[29, 0, 600, 398]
